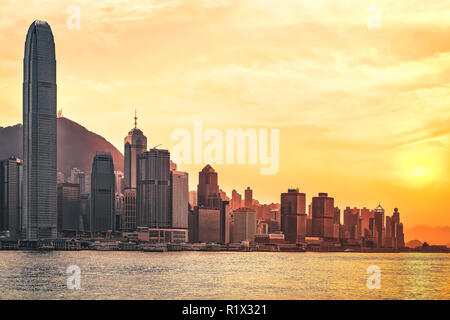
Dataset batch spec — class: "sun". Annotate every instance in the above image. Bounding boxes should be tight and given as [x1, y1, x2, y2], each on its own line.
[395, 152, 442, 186]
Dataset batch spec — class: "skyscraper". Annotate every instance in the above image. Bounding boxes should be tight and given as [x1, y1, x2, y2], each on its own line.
[231, 207, 256, 243]
[244, 187, 253, 208]
[171, 170, 189, 229]
[374, 204, 384, 248]
[197, 165, 219, 208]
[23, 20, 57, 239]
[231, 189, 242, 210]
[312, 193, 334, 239]
[136, 149, 171, 228]
[0, 158, 23, 238]
[280, 188, 307, 243]
[124, 112, 147, 189]
[90, 153, 116, 233]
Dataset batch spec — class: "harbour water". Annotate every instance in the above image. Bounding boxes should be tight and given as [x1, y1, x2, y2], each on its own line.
[0, 251, 448, 300]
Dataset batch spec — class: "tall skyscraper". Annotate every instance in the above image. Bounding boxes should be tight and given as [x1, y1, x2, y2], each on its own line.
[244, 187, 253, 208]
[124, 112, 147, 189]
[312, 193, 334, 239]
[280, 188, 307, 243]
[374, 204, 384, 248]
[136, 149, 171, 228]
[231, 189, 242, 210]
[197, 165, 219, 207]
[90, 153, 116, 233]
[23, 20, 57, 239]
[171, 170, 189, 229]
[0, 158, 23, 238]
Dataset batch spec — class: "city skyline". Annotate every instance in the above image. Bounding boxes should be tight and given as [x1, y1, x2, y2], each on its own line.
[0, 1, 449, 230]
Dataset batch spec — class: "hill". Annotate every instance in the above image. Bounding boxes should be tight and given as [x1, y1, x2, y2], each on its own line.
[0, 117, 123, 177]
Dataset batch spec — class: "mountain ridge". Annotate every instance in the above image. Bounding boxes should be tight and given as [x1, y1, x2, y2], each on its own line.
[0, 117, 124, 177]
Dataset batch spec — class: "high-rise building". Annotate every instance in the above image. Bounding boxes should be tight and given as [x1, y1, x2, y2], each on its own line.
[196, 202, 230, 244]
[23, 20, 57, 239]
[90, 153, 116, 233]
[197, 165, 219, 207]
[57, 183, 80, 236]
[311, 193, 334, 239]
[171, 171, 189, 229]
[231, 189, 242, 210]
[244, 187, 253, 208]
[122, 189, 136, 231]
[80, 193, 90, 233]
[231, 207, 256, 243]
[280, 188, 307, 243]
[124, 112, 147, 190]
[136, 149, 171, 228]
[0, 158, 23, 238]
[374, 204, 384, 248]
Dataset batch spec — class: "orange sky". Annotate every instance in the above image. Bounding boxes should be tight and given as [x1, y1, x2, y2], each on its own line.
[0, 0, 449, 227]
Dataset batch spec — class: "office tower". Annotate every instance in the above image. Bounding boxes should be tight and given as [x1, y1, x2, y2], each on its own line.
[115, 171, 124, 195]
[80, 193, 90, 232]
[136, 149, 171, 228]
[171, 171, 189, 229]
[244, 187, 253, 208]
[344, 207, 360, 240]
[188, 206, 199, 243]
[385, 215, 393, 248]
[197, 165, 219, 207]
[231, 207, 256, 243]
[231, 189, 242, 210]
[0, 158, 23, 238]
[312, 193, 334, 239]
[281, 188, 307, 243]
[360, 207, 374, 238]
[197, 208, 221, 243]
[123, 189, 136, 231]
[124, 112, 147, 189]
[90, 153, 116, 233]
[374, 204, 384, 248]
[189, 190, 197, 207]
[220, 200, 230, 244]
[23, 20, 57, 239]
[396, 221, 405, 248]
[333, 207, 341, 225]
[57, 183, 80, 236]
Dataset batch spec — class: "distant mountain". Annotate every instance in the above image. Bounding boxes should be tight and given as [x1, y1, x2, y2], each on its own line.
[0, 117, 123, 177]
[406, 225, 450, 246]
[405, 240, 422, 248]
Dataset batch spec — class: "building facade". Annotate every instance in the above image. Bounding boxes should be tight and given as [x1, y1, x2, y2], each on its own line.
[311, 193, 335, 239]
[136, 149, 171, 228]
[23, 20, 57, 239]
[281, 188, 307, 243]
[0, 158, 23, 238]
[90, 153, 116, 233]
[57, 183, 80, 236]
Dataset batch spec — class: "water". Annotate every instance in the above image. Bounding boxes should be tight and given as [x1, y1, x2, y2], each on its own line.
[0, 251, 448, 300]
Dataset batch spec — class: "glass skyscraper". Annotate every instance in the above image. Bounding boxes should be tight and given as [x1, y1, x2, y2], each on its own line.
[90, 153, 116, 233]
[23, 20, 57, 239]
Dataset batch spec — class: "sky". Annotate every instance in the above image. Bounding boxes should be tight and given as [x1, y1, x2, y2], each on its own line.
[0, 0, 449, 227]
